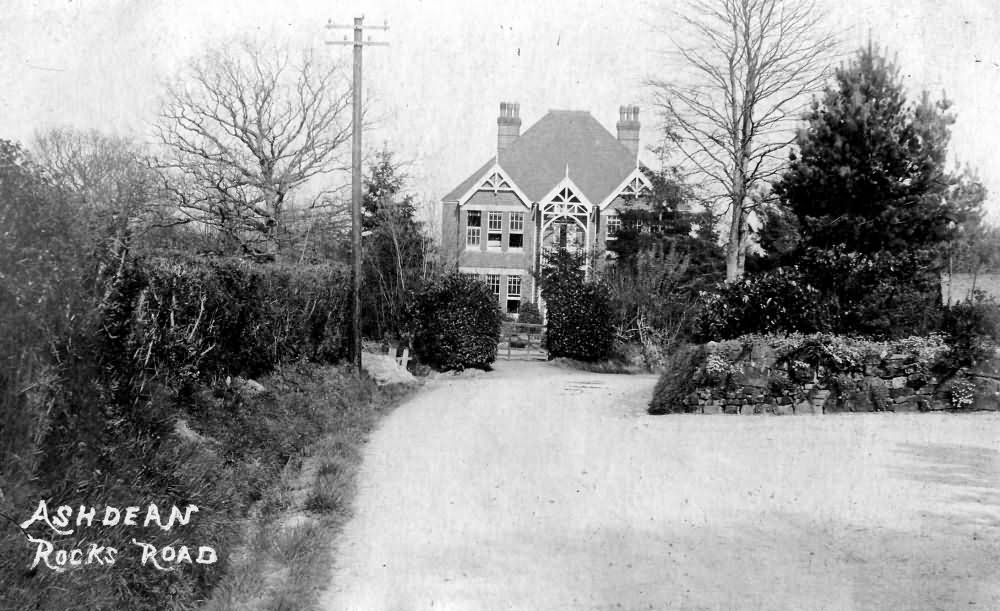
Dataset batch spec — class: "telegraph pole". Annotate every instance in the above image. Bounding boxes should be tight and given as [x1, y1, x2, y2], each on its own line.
[327, 16, 388, 374]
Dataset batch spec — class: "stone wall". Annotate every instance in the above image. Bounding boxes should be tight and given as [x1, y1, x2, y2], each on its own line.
[682, 337, 1000, 415]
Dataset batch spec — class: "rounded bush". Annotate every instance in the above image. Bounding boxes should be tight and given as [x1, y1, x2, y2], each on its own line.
[544, 281, 616, 362]
[411, 273, 502, 370]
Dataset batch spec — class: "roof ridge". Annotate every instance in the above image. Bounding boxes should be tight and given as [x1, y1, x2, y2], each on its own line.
[446, 107, 637, 206]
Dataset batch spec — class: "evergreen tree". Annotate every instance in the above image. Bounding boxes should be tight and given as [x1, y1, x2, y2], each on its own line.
[607, 165, 723, 287]
[775, 43, 976, 254]
[360, 148, 434, 340]
[363, 148, 417, 230]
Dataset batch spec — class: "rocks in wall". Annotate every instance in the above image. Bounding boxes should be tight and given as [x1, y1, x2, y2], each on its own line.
[689, 339, 1000, 414]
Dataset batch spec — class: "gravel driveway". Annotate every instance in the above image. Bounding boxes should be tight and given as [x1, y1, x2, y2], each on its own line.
[320, 359, 1000, 610]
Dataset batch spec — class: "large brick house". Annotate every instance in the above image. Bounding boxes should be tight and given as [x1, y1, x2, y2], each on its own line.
[441, 102, 651, 318]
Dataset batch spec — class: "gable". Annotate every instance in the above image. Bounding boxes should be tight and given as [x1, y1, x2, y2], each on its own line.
[443, 158, 495, 202]
[445, 161, 531, 207]
[598, 168, 653, 209]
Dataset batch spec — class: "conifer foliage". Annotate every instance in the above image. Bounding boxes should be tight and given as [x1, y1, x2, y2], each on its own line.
[775, 43, 975, 254]
[539, 248, 616, 362]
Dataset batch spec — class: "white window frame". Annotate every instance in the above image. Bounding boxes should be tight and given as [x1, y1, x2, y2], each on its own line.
[606, 215, 622, 240]
[486, 274, 501, 296]
[487, 211, 503, 250]
[508, 212, 524, 250]
[466, 210, 482, 248]
[506, 275, 522, 314]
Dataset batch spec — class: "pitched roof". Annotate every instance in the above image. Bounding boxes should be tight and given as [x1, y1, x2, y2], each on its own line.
[442, 157, 495, 202]
[443, 110, 636, 204]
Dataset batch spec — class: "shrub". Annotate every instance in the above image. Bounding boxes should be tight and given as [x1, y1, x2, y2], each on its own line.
[797, 247, 943, 338]
[538, 247, 616, 362]
[99, 255, 350, 396]
[544, 281, 616, 362]
[695, 267, 826, 341]
[696, 248, 946, 342]
[411, 273, 502, 370]
[648, 344, 707, 414]
[518, 301, 543, 324]
[938, 290, 1000, 370]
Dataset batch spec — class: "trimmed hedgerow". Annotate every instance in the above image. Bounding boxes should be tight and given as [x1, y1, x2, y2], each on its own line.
[544, 281, 616, 362]
[411, 273, 503, 370]
[99, 255, 350, 396]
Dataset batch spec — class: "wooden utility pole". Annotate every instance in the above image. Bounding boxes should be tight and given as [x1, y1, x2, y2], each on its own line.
[327, 16, 388, 373]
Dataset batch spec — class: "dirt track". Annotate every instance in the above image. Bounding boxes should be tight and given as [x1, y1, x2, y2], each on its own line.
[320, 360, 1000, 610]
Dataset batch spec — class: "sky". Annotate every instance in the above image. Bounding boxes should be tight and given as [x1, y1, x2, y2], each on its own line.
[1, 0, 999, 221]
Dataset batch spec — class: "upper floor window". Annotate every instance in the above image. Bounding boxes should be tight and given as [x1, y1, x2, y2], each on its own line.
[508, 212, 524, 249]
[487, 212, 503, 249]
[606, 216, 622, 240]
[466, 210, 481, 247]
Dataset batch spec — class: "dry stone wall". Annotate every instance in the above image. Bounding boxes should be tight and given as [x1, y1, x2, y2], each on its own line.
[682, 336, 1000, 415]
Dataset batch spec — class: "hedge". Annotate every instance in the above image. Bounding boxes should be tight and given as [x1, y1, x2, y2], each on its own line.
[411, 273, 503, 370]
[100, 255, 351, 395]
[544, 281, 616, 362]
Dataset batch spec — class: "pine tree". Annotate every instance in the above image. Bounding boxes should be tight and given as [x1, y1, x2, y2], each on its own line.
[360, 148, 433, 340]
[775, 43, 973, 254]
[362, 148, 417, 230]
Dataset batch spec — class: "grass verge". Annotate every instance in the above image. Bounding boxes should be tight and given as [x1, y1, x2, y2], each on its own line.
[199, 366, 415, 611]
[1, 362, 415, 611]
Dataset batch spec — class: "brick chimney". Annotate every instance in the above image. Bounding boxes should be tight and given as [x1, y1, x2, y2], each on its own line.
[616, 105, 640, 159]
[497, 102, 521, 154]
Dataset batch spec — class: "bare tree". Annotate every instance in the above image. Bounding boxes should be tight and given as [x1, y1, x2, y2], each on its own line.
[650, 0, 835, 280]
[155, 38, 353, 256]
[33, 128, 164, 260]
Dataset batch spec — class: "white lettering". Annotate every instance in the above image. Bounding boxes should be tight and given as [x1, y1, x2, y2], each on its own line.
[21, 500, 73, 536]
[76, 505, 96, 528]
[123, 506, 140, 526]
[143, 504, 164, 529]
[196, 546, 217, 564]
[102, 506, 120, 526]
[167, 505, 199, 529]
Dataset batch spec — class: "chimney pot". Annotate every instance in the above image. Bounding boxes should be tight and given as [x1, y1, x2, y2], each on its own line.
[616, 105, 641, 160]
[497, 101, 522, 154]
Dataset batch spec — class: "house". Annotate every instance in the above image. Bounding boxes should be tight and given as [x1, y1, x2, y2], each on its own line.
[441, 102, 652, 318]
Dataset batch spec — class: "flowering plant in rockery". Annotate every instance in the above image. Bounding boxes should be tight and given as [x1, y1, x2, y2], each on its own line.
[789, 358, 814, 382]
[702, 353, 742, 383]
[951, 380, 975, 409]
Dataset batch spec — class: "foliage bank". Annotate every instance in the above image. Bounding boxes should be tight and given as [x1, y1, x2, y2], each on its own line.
[540, 248, 616, 362]
[411, 273, 503, 370]
[1, 230, 355, 609]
